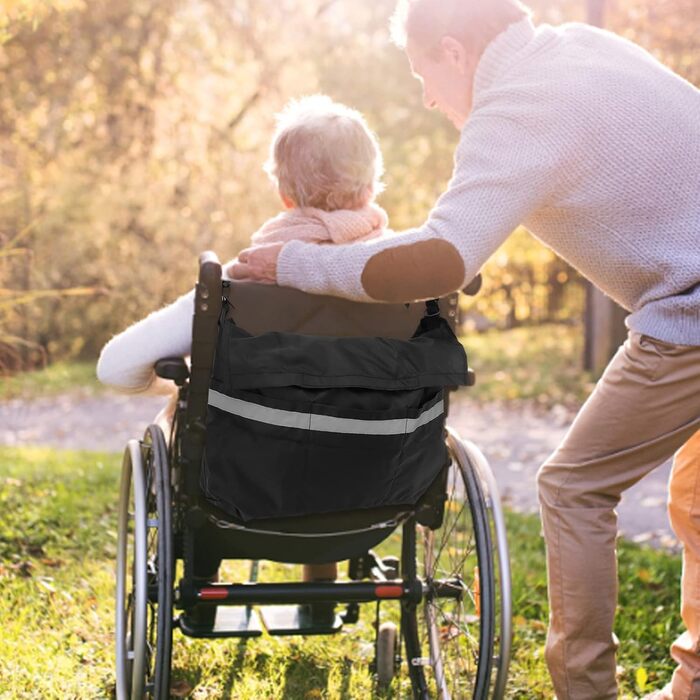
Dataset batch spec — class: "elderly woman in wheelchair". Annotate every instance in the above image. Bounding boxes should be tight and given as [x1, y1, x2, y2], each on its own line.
[99, 95, 387, 593]
[98, 96, 511, 700]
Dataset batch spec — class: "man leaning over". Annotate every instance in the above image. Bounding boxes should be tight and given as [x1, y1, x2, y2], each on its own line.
[230, 1, 700, 697]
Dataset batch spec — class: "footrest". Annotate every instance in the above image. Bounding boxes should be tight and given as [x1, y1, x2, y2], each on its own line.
[259, 605, 343, 636]
[179, 606, 263, 638]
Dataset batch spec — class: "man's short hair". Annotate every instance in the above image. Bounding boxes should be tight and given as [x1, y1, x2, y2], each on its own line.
[391, 0, 531, 56]
[264, 95, 384, 212]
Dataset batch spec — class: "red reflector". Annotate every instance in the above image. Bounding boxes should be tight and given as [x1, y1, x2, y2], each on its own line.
[376, 585, 404, 599]
[198, 587, 229, 600]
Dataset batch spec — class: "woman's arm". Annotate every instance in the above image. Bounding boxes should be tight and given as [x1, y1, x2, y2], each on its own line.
[96, 290, 195, 393]
[97, 259, 237, 392]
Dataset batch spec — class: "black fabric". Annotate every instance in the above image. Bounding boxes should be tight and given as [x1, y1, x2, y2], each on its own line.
[214, 315, 468, 391]
[202, 309, 469, 522]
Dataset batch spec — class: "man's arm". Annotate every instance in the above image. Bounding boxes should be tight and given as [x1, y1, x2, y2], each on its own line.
[232, 110, 559, 302]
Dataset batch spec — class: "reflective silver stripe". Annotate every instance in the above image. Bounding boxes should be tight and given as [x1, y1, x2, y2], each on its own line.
[208, 389, 443, 435]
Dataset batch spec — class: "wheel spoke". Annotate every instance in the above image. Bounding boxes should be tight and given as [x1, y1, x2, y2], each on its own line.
[414, 451, 496, 697]
[116, 427, 174, 700]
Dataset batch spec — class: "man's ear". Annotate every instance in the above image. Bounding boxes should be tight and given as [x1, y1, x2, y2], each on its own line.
[440, 35, 470, 74]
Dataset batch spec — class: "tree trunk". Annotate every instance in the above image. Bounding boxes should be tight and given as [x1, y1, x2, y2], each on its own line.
[582, 0, 628, 374]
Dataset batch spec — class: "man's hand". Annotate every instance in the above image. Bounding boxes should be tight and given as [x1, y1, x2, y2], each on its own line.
[228, 242, 284, 284]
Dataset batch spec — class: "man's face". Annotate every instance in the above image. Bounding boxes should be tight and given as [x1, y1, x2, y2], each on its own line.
[406, 36, 477, 130]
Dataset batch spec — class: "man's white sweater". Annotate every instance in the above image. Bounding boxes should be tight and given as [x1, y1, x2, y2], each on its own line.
[277, 18, 700, 345]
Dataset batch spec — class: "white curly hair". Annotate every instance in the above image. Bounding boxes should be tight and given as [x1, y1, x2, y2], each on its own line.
[264, 95, 384, 212]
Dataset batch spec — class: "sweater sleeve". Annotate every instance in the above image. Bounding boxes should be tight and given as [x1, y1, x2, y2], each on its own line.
[276, 110, 558, 302]
[97, 258, 239, 393]
[96, 289, 195, 393]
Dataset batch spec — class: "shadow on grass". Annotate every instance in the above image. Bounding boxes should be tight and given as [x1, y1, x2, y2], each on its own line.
[279, 644, 330, 698]
[220, 638, 251, 697]
[337, 656, 354, 698]
[170, 667, 204, 698]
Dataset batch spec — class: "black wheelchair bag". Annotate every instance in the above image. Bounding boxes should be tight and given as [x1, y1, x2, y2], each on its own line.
[202, 304, 469, 522]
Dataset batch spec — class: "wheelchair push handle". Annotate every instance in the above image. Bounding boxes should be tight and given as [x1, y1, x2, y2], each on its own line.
[185, 252, 224, 438]
[198, 249, 221, 269]
[198, 250, 222, 302]
[463, 273, 482, 297]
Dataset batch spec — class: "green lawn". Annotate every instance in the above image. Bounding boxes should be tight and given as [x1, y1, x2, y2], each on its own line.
[0, 447, 682, 698]
[0, 361, 102, 401]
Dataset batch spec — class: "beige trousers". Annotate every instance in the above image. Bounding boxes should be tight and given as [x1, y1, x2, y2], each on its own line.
[537, 332, 700, 699]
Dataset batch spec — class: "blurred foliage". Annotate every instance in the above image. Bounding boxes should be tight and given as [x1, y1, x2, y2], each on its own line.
[459, 322, 595, 408]
[0, 224, 100, 371]
[0, 0, 697, 366]
[0, 0, 80, 43]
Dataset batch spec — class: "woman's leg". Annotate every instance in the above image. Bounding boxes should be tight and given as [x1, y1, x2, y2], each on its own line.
[537, 333, 700, 700]
[302, 562, 339, 623]
[154, 391, 178, 434]
[303, 562, 338, 581]
[668, 430, 700, 699]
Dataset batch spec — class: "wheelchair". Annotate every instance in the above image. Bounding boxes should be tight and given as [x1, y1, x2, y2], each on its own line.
[115, 252, 512, 699]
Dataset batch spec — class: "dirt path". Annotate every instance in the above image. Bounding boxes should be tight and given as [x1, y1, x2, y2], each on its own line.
[0, 390, 676, 549]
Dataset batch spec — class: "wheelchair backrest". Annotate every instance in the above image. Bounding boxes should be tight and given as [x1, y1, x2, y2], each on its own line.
[223, 281, 459, 338]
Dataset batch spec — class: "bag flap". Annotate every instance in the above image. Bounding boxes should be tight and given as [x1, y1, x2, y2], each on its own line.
[214, 316, 469, 391]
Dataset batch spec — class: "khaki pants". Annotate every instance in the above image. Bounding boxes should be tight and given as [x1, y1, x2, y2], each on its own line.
[537, 332, 700, 699]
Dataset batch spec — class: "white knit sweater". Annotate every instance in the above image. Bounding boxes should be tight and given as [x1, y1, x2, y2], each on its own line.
[96, 287, 201, 392]
[277, 18, 700, 345]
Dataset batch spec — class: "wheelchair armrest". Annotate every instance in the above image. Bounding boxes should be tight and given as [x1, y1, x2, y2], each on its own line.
[155, 357, 190, 385]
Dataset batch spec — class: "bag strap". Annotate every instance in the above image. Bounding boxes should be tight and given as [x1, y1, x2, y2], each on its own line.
[424, 299, 440, 317]
[219, 280, 232, 326]
[421, 298, 442, 330]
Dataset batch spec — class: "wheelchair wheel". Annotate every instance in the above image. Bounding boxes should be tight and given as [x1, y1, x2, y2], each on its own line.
[403, 433, 497, 699]
[376, 621, 399, 688]
[116, 426, 174, 700]
[447, 430, 512, 700]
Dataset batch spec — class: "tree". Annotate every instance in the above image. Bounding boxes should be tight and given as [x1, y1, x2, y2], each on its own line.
[1, 0, 696, 367]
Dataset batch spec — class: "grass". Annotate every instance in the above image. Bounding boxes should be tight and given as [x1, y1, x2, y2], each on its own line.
[0, 447, 684, 699]
[504, 511, 683, 699]
[459, 323, 595, 408]
[0, 361, 102, 401]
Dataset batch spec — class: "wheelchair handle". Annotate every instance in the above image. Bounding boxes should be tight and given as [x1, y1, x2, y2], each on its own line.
[181, 251, 224, 496]
[199, 250, 221, 269]
[463, 273, 482, 297]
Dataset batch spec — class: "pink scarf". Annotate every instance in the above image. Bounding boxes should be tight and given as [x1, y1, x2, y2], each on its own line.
[251, 204, 388, 246]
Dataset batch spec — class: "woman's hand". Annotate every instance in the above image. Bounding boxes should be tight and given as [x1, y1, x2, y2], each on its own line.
[228, 242, 284, 284]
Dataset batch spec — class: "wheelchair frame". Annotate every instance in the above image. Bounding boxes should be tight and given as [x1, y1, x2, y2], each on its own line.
[115, 252, 512, 699]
